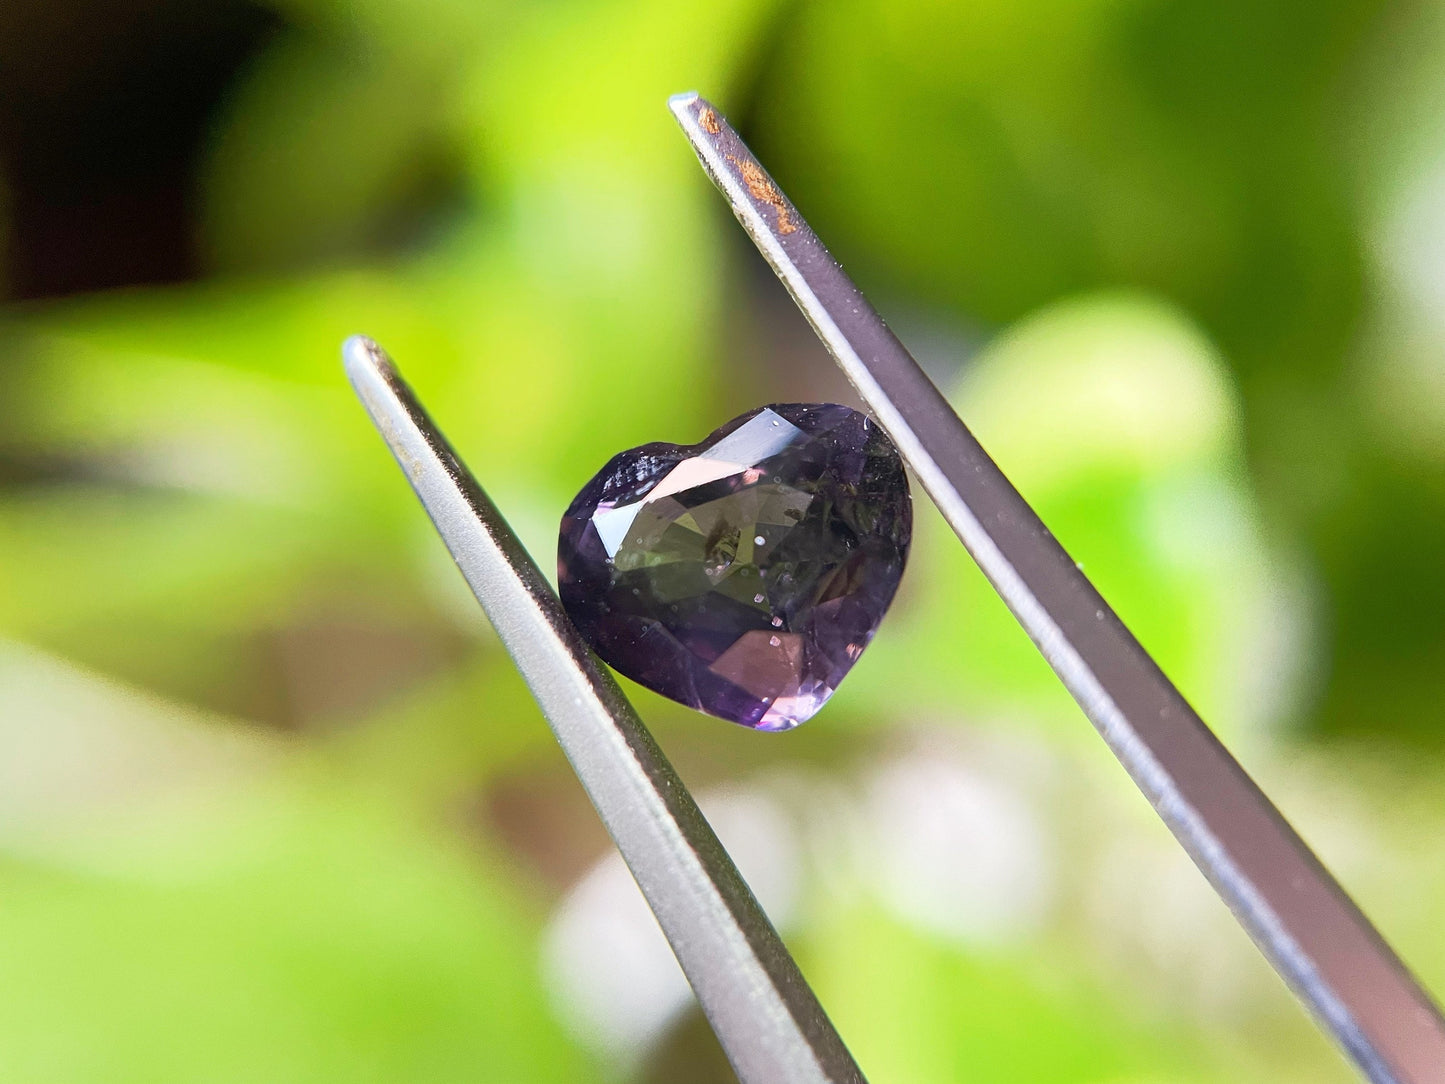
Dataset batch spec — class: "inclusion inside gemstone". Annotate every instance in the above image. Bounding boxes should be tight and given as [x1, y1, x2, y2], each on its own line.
[558, 404, 911, 731]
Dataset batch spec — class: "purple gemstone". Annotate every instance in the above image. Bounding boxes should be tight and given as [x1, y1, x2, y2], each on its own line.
[558, 404, 911, 731]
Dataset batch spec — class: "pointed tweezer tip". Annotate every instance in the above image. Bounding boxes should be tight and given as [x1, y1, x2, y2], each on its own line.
[668, 90, 727, 142]
[342, 333, 387, 382]
[341, 334, 405, 409]
[342, 335, 416, 433]
[667, 90, 701, 117]
[341, 332, 380, 358]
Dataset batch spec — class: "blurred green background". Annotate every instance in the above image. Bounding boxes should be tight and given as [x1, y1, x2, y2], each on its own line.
[0, 0, 1442, 1081]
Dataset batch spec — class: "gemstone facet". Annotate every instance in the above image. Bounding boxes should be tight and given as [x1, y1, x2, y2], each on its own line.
[558, 404, 911, 730]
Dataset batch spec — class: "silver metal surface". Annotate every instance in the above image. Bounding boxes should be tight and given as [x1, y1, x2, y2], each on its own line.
[669, 92, 1445, 1084]
[343, 335, 865, 1084]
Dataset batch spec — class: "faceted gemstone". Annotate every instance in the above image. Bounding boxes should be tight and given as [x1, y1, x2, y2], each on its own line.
[558, 404, 911, 731]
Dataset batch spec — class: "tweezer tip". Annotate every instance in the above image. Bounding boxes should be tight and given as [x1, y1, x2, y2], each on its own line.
[342, 333, 391, 384]
[667, 90, 701, 116]
[668, 91, 728, 141]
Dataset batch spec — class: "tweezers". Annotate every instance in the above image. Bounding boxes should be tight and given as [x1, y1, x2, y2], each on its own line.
[343, 94, 1445, 1084]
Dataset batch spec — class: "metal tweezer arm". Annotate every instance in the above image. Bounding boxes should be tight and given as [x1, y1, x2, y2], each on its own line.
[668, 93, 1445, 1084]
[343, 337, 865, 1084]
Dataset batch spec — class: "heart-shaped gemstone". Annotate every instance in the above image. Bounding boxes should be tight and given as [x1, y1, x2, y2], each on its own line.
[558, 404, 911, 730]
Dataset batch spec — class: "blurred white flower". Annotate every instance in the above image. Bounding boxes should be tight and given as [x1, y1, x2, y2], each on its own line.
[863, 749, 1054, 947]
[541, 786, 802, 1062]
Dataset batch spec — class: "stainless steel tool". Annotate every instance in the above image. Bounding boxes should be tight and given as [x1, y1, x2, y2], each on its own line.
[343, 93, 1445, 1084]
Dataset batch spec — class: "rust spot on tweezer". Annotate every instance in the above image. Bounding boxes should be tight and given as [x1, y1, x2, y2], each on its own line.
[699, 106, 721, 134]
[727, 154, 797, 234]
